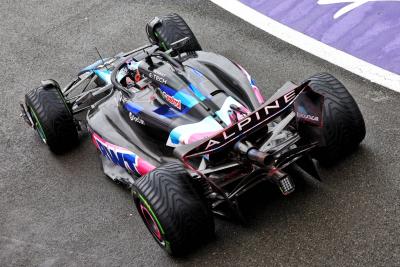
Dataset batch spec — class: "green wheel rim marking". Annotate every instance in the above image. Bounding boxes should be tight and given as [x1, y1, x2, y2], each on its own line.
[138, 194, 165, 235]
[137, 194, 172, 253]
[136, 193, 171, 252]
[29, 107, 47, 143]
[154, 32, 169, 51]
[164, 240, 171, 253]
[56, 88, 72, 116]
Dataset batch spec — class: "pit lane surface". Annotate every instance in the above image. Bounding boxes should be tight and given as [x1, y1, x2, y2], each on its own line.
[1, 0, 399, 266]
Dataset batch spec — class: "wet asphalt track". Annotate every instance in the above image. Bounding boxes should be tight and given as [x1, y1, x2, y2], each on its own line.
[1, 0, 399, 266]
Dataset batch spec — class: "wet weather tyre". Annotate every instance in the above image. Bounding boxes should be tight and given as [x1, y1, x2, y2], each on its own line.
[25, 85, 78, 153]
[306, 73, 365, 164]
[132, 162, 214, 256]
[153, 13, 201, 55]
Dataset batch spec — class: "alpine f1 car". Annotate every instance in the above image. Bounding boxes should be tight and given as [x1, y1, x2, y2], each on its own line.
[21, 14, 366, 256]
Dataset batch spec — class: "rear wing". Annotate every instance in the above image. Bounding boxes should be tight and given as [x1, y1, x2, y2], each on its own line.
[174, 81, 323, 161]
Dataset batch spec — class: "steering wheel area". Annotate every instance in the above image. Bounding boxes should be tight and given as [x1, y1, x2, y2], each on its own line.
[110, 44, 183, 98]
[111, 55, 139, 96]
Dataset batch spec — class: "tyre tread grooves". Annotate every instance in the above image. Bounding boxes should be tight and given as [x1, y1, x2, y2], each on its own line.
[306, 73, 366, 163]
[133, 162, 214, 256]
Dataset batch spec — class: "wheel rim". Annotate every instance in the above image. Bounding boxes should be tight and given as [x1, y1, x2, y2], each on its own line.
[139, 202, 165, 245]
[28, 106, 47, 144]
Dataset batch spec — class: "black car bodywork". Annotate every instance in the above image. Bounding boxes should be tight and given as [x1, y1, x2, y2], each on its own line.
[21, 13, 365, 255]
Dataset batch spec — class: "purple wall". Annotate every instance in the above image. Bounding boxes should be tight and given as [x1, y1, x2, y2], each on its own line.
[240, 0, 400, 74]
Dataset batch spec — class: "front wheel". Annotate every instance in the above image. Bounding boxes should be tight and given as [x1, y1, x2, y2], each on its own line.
[132, 162, 214, 256]
[146, 13, 202, 56]
[305, 73, 366, 164]
[25, 83, 78, 153]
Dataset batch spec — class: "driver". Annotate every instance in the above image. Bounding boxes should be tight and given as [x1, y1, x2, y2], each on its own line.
[117, 60, 143, 92]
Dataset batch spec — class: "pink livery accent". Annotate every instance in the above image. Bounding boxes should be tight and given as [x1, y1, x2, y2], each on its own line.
[136, 158, 156, 176]
[236, 63, 265, 104]
[91, 132, 155, 176]
[140, 203, 163, 241]
[187, 130, 224, 144]
[167, 96, 250, 147]
[253, 86, 265, 105]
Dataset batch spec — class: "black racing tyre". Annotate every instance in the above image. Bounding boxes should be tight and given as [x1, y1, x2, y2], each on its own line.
[152, 13, 202, 55]
[25, 85, 78, 153]
[132, 162, 214, 256]
[305, 73, 366, 164]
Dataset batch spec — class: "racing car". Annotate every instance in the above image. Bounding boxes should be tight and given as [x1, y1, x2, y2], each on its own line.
[20, 13, 366, 256]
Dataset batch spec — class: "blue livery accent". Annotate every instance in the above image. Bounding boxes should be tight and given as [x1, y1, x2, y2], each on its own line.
[174, 88, 199, 108]
[79, 59, 108, 74]
[94, 69, 111, 83]
[125, 102, 143, 114]
[167, 116, 224, 146]
[153, 105, 191, 118]
[159, 84, 176, 96]
[159, 84, 200, 109]
[190, 68, 204, 77]
[154, 105, 180, 118]
[188, 83, 206, 101]
[170, 130, 181, 144]
[96, 139, 138, 175]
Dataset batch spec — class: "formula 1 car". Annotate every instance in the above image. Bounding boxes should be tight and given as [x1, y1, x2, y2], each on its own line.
[20, 14, 366, 256]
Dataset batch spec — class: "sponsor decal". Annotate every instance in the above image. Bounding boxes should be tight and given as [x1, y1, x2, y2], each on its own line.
[297, 112, 319, 123]
[148, 71, 167, 84]
[93, 135, 138, 175]
[129, 112, 145, 125]
[92, 132, 155, 176]
[153, 69, 166, 77]
[162, 91, 182, 110]
[294, 89, 324, 127]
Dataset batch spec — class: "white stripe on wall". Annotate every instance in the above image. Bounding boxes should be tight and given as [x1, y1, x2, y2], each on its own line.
[211, 0, 400, 93]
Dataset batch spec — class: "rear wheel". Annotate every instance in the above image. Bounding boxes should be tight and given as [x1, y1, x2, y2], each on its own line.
[147, 13, 202, 56]
[305, 73, 365, 164]
[132, 162, 214, 256]
[25, 84, 78, 153]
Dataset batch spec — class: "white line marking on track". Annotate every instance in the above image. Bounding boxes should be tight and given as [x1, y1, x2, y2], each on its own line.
[210, 0, 400, 93]
[317, 0, 400, 19]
